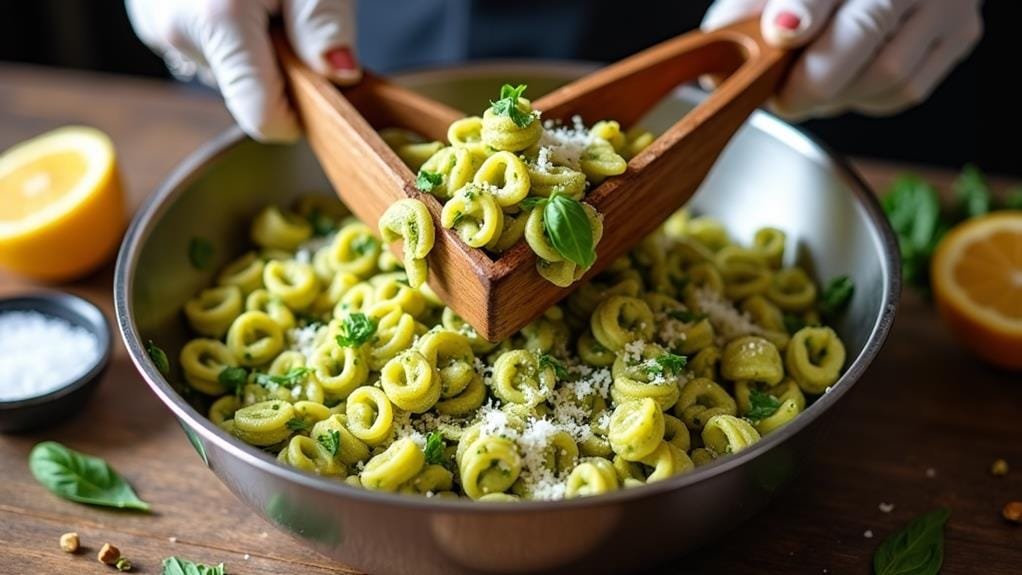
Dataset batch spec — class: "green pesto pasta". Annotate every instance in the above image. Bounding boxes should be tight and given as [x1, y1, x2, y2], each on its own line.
[396, 84, 637, 287]
[178, 187, 851, 501]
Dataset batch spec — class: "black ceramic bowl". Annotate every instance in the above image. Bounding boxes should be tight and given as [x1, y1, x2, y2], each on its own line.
[0, 293, 112, 432]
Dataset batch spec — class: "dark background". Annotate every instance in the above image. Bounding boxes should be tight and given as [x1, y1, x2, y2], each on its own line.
[1, 1, 1014, 177]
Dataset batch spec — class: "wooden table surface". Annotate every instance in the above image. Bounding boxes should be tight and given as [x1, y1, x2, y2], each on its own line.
[1, 63, 1019, 575]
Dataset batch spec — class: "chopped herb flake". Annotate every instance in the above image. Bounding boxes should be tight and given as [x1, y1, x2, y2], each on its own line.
[538, 354, 569, 380]
[746, 389, 782, 421]
[146, 340, 170, 375]
[423, 431, 445, 465]
[820, 276, 855, 318]
[318, 430, 341, 456]
[335, 313, 377, 347]
[188, 237, 214, 270]
[416, 170, 443, 192]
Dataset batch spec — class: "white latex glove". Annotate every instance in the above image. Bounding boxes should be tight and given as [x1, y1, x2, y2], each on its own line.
[127, 0, 359, 141]
[702, 0, 983, 120]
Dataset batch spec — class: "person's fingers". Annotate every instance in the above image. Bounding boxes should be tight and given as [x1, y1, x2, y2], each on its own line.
[852, 12, 983, 116]
[839, 2, 941, 102]
[759, 0, 842, 48]
[283, 0, 360, 85]
[773, 0, 918, 120]
[701, 0, 768, 31]
[199, 0, 300, 141]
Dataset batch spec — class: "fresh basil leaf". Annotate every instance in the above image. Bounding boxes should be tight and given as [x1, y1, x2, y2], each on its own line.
[820, 275, 855, 318]
[538, 354, 569, 380]
[746, 389, 782, 421]
[489, 84, 534, 128]
[544, 194, 596, 269]
[873, 507, 950, 575]
[317, 430, 341, 457]
[882, 175, 944, 292]
[146, 340, 170, 375]
[218, 366, 248, 396]
[423, 431, 445, 465]
[416, 170, 443, 192]
[162, 556, 226, 575]
[335, 313, 377, 348]
[29, 441, 150, 512]
[188, 237, 214, 270]
[953, 164, 991, 220]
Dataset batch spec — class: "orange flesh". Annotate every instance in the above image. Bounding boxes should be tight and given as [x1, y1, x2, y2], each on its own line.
[0, 151, 88, 222]
[951, 230, 1022, 320]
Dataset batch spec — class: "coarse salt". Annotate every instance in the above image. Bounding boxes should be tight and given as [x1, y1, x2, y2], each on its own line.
[0, 311, 100, 402]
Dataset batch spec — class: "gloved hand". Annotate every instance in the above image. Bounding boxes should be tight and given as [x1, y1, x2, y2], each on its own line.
[702, 0, 983, 120]
[127, 0, 358, 141]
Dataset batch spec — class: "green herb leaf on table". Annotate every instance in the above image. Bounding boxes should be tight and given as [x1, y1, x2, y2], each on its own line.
[746, 389, 782, 421]
[544, 194, 596, 269]
[820, 275, 855, 318]
[335, 312, 377, 348]
[952, 164, 991, 220]
[882, 175, 945, 293]
[218, 366, 248, 396]
[423, 431, 445, 465]
[489, 83, 534, 128]
[146, 340, 170, 375]
[318, 430, 341, 456]
[416, 170, 443, 193]
[188, 237, 214, 270]
[873, 507, 950, 575]
[162, 556, 226, 575]
[645, 353, 687, 377]
[538, 354, 569, 380]
[253, 367, 310, 389]
[28, 441, 150, 512]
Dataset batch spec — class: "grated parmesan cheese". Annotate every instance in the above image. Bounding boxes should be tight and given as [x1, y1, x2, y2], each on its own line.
[693, 287, 762, 344]
[287, 324, 322, 358]
[537, 115, 594, 171]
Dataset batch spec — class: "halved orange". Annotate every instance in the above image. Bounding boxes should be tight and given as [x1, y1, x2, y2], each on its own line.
[0, 126, 125, 281]
[932, 211, 1022, 370]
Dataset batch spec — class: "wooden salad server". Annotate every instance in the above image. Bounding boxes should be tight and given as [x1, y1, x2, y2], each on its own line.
[273, 18, 792, 342]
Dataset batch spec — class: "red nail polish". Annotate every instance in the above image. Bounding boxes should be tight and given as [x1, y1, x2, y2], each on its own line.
[325, 47, 357, 71]
[774, 10, 802, 31]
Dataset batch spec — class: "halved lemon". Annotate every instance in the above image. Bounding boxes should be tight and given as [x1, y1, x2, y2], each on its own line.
[932, 211, 1022, 370]
[0, 126, 125, 281]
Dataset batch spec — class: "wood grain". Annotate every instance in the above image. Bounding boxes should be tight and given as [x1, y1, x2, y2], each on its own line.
[1, 64, 1020, 575]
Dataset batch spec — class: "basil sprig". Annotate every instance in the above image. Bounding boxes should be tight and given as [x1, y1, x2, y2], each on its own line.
[873, 507, 950, 575]
[162, 557, 226, 575]
[489, 84, 534, 128]
[335, 312, 377, 347]
[29, 441, 150, 512]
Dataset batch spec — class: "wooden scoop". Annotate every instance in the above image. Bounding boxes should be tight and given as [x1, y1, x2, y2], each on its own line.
[273, 18, 791, 342]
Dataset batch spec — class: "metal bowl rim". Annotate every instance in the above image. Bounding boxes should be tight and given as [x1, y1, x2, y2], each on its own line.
[114, 61, 901, 513]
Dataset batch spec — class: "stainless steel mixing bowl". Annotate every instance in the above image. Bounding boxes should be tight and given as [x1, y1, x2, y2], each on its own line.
[114, 64, 900, 575]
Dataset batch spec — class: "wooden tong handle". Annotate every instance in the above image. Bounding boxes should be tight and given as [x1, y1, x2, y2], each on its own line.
[533, 18, 792, 129]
